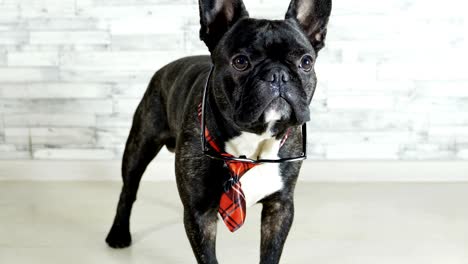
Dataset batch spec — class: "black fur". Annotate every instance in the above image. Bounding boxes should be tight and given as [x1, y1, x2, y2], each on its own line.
[106, 0, 331, 263]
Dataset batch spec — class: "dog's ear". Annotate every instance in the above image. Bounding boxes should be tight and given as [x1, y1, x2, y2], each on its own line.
[199, 0, 249, 52]
[285, 0, 332, 52]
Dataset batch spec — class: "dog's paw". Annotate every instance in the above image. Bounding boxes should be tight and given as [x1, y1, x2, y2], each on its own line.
[105, 225, 132, 249]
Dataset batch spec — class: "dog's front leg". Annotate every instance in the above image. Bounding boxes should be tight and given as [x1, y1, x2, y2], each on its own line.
[260, 196, 294, 264]
[183, 207, 219, 264]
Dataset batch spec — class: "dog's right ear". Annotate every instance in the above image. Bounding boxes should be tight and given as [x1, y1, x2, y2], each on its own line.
[199, 0, 249, 52]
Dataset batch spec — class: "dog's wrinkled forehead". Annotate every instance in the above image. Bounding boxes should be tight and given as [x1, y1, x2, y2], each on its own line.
[219, 18, 314, 59]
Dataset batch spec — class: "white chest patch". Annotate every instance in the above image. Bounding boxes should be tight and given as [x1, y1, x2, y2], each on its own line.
[225, 130, 283, 207]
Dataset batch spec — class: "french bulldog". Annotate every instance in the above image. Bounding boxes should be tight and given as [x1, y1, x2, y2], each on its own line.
[105, 0, 332, 263]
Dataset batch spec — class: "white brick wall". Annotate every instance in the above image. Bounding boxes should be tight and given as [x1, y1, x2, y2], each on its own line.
[0, 0, 467, 160]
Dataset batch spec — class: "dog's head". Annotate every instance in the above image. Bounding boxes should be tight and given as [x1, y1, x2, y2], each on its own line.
[199, 0, 332, 135]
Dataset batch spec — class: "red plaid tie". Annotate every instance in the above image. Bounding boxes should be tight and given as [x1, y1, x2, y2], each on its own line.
[218, 159, 257, 232]
[202, 124, 256, 232]
[198, 104, 288, 232]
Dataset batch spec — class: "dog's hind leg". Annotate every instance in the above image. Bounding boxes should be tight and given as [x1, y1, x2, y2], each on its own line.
[106, 93, 172, 248]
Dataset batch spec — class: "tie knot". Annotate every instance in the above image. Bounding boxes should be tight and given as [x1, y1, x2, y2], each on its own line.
[223, 176, 239, 192]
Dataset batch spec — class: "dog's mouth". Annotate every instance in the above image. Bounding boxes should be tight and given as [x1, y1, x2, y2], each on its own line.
[263, 97, 291, 123]
[233, 96, 309, 134]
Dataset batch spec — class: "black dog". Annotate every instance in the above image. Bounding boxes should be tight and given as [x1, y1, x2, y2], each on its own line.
[106, 0, 331, 263]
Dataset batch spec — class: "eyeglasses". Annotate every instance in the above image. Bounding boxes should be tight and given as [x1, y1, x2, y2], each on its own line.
[200, 66, 307, 164]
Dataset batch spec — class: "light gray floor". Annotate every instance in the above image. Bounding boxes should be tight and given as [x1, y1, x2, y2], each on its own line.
[1, 181, 468, 264]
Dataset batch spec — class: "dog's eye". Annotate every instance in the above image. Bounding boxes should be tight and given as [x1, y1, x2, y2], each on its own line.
[232, 55, 250, 71]
[299, 55, 313, 72]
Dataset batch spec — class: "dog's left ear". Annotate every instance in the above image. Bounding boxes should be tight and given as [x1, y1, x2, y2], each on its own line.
[199, 0, 249, 52]
[285, 0, 332, 52]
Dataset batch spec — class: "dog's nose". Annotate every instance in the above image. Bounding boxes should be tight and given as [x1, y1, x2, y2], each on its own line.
[264, 69, 289, 84]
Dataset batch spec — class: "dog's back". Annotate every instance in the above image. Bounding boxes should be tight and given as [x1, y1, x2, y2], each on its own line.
[143, 55, 212, 135]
